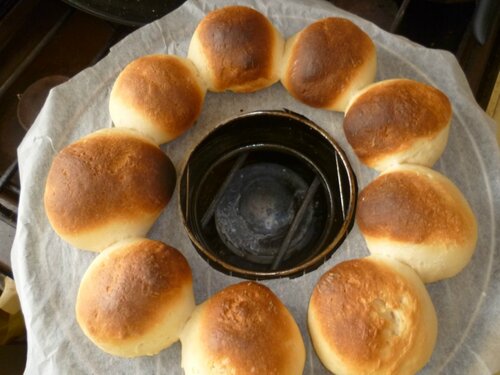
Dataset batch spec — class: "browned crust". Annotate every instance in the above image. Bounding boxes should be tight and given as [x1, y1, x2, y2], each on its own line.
[284, 17, 375, 108]
[114, 55, 204, 138]
[357, 170, 468, 244]
[343, 79, 451, 163]
[77, 239, 192, 341]
[200, 282, 299, 374]
[44, 130, 176, 235]
[196, 6, 277, 91]
[310, 258, 419, 372]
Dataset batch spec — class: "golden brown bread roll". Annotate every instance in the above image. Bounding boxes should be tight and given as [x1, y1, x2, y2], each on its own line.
[44, 128, 176, 252]
[343, 79, 452, 171]
[308, 255, 437, 375]
[109, 54, 206, 144]
[357, 164, 478, 283]
[180, 281, 305, 375]
[281, 17, 377, 111]
[76, 238, 195, 357]
[188, 6, 285, 93]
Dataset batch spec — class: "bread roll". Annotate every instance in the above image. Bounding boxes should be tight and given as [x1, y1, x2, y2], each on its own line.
[180, 281, 305, 375]
[343, 79, 452, 171]
[188, 6, 284, 93]
[308, 255, 437, 375]
[357, 164, 478, 283]
[44, 128, 176, 252]
[281, 17, 376, 112]
[109, 54, 206, 144]
[76, 238, 195, 357]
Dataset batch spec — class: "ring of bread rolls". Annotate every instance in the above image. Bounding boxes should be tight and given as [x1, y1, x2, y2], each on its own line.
[41, 6, 478, 371]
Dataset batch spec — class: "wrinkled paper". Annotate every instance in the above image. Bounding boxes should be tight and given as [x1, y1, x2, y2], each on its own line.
[11, 0, 500, 373]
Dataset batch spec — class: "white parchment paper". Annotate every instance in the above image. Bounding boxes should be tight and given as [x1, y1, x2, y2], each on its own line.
[11, 0, 500, 373]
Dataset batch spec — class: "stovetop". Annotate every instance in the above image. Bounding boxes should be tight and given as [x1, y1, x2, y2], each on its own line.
[0, 0, 498, 274]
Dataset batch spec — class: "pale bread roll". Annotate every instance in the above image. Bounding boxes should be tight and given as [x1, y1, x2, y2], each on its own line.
[180, 281, 305, 375]
[308, 255, 438, 375]
[44, 128, 176, 252]
[281, 17, 376, 112]
[357, 164, 478, 283]
[76, 238, 195, 357]
[188, 6, 284, 93]
[343, 79, 452, 171]
[109, 54, 206, 144]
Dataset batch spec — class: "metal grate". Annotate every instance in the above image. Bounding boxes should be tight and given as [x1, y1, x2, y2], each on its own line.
[0, 160, 18, 227]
